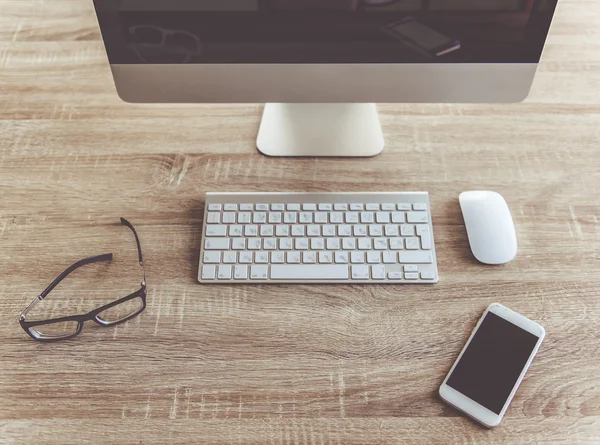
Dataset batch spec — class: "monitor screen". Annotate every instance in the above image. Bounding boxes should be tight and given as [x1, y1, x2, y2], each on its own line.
[94, 0, 557, 64]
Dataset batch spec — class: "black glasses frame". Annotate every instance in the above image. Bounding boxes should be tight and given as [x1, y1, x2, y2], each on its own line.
[19, 218, 147, 342]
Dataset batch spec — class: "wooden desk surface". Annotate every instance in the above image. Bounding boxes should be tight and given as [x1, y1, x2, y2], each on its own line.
[1, 0, 599, 443]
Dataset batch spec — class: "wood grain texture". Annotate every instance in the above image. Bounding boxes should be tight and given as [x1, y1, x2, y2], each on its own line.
[1, 0, 600, 443]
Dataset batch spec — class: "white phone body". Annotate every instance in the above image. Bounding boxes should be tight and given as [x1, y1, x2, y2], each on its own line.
[439, 303, 545, 428]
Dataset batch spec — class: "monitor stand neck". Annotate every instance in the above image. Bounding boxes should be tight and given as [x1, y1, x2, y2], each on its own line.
[257, 103, 384, 157]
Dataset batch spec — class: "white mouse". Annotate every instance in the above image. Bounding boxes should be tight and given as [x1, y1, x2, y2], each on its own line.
[459, 191, 518, 265]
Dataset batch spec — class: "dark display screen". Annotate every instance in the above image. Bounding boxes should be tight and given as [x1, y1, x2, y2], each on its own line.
[93, 0, 558, 64]
[447, 312, 540, 414]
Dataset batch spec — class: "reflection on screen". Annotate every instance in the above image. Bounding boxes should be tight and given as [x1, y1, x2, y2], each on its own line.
[94, 0, 558, 64]
[447, 312, 540, 414]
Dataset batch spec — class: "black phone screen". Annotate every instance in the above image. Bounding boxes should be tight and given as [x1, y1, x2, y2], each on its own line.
[447, 312, 540, 414]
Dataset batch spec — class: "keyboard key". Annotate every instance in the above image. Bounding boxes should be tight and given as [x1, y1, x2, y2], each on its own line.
[256, 204, 269, 211]
[330, 212, 344, 223]
[255, 251, 269, 263]
[234, 265, 248, 280]
[372, 265, 386, 280]
[229, 225, 243, 237]
[287, 251, 301, 263]
[223, 252, 237, 264]
[400, 225, 415, 236]
[272, 204, 285, 211]
[388, 272, 403, 280]
[253, 212, 267, 224]
[283, 212, 297, 224]
[338, 225, 352, 237]
[404, 265, 418, 273]
[287, 204, 301, 211]
[239, 252, 253, 263]
[318, 203, 333, 211]
[407, 212, 428, 224]
[205, 238, 230, 250]
[358, 238, 372, 250]
[299, 212, 313, 223]
[303, 251, 317, 264]
[369, 225, 383, 236]
[326, 238, 341, 250]
[206, 225, 227, 237]
[354, 225, 368, 236]
[238, 212, 251, 223]
[264, 238, 277, 250]
[405, 272, 419, 280]
[314, 212, 328, 224]
[351, 265, 369, 280]
[384, 224, 398, 236]
[390, 238, 404, 250]
[232, 238, 246, 250]
[367, 252, 381, 264]
[303, 203, 317, 211]
[201, 265, 216, 280]
[382, 203, 395, 211]
[240, 204, 253, 211]
[413, 203, 427, 211]
[351, 251, 365, 264]
[248, 238, 262, 250]
[271, 265, 348, 280]
[295, 238, 309, 250]
[391, 212, 405, 223]
[421, 271, 436, 280]
[350, 204, 364, 211]
[319, 251, 333, 263]
[311, 238, 325, 250]
[280, 238, 293, 250]
[334, 204, 348, 211]
[224, 204, 238, 211]
[323, 225, 336, 237]
[268, 213, 282, 224]
[342, 238, 356, 250]
[223, 212, 236, 224]
[245, 225, 258, 236]
[218, 265, 232, 280]
[361, 212, 374, 223]
[405, 238, 420, 250]
[250, 265, 268, 280]
[335, 251, 349, 263]
[260, 225, 274, 236]
[376, 212, 390, 223]
[366, 203, 379, 211]
[292, 225, 305, 236]
[383, 251, 397, 264]
[400, 251, 433, 264]
[208, 204, 222, 211]
[307, 225, 320, 236]
[206, 212, 220, 224]
[374, 238, 388, 250]
[276, 225, 290, 236]
[346, 212, 359, 223]
[271, 251, 285, 264]
[397, 203, 411, 211]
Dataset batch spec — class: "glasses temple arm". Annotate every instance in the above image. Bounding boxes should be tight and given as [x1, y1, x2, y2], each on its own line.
[120, 218, 146, 285]
[20, 254, 113, 321]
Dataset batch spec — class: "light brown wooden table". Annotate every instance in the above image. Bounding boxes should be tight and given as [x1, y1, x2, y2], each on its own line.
[1, 1, 599, 443]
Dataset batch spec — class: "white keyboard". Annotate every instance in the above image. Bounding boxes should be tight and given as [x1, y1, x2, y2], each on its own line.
[198, 192, 438, 284]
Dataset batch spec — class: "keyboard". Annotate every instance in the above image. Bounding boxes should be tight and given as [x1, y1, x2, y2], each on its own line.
[198, 192, 438, 284]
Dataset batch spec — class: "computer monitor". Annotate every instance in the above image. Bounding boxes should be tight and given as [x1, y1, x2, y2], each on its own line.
[93, 0, 558, 157]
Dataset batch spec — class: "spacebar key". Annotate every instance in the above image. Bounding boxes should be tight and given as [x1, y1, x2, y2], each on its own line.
[270, 265, 349, 280]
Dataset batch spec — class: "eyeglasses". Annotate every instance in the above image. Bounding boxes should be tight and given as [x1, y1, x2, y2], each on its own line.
[128, 25, 202, 63]
[19, 218, 147, 342]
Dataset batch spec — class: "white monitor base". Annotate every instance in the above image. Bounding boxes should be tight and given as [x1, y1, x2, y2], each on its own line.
[257, 103, 384, 157]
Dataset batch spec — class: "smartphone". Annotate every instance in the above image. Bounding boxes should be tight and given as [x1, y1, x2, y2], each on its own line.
[439, 303, 545, 428]
[383, 17, 461, 57]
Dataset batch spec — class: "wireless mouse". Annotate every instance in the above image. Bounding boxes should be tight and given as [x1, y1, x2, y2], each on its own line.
[459, 191, 518, 265]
